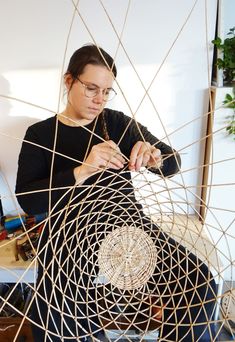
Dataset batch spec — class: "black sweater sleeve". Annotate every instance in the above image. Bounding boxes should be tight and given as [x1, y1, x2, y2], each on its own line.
[107, 111, 181, 177]
[16, 112, 181, 215]
[129, 120, 181, 177]
[15, 125, 76, 215]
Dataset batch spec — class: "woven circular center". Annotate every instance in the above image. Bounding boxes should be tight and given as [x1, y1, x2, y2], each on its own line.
[98, 226, 157, 290]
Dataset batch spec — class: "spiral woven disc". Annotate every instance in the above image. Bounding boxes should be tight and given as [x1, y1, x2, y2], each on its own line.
[98, 226, 157, 290]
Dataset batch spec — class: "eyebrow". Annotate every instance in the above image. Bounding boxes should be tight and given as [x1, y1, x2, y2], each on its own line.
[83, 80, 113, 90]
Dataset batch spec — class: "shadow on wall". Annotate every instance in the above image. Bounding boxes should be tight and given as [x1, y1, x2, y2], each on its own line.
[0, 74, 40, 215]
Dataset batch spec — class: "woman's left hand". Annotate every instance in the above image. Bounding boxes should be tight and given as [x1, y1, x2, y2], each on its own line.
[129, 141, 162, 172]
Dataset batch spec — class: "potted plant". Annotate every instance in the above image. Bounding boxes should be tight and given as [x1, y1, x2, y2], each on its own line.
[212, 27, 235, 85]
[223, 87, 235, 139]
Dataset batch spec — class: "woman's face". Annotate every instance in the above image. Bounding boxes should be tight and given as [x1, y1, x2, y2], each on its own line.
[65, 64, 114, 125]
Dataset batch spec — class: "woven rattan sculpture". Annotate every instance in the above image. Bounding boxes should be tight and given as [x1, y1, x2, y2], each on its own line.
[0, 1, 234, 341]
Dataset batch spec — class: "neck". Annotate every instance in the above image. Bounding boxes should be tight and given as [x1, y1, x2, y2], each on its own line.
[58, 111, 93, 127]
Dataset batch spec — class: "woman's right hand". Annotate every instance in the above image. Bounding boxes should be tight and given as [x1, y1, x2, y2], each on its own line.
[73, 140, 126, 183]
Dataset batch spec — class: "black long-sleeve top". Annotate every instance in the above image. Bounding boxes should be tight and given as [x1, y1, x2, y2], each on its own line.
[15, 109, 181, 216]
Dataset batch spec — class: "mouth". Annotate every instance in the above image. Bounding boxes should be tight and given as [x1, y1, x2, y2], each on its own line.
[88, 107, 100, 113]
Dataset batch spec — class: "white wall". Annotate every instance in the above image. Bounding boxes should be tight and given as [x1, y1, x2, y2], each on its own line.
[0, 0, 218, 217]
[220, 0, 235, 36]
[206, 0, 235, 280]
[204, 86, 235, 281]
[216, 0, 235, 86]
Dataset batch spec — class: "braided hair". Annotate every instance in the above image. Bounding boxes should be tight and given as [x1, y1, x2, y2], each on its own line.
[100, 110, 110, 141]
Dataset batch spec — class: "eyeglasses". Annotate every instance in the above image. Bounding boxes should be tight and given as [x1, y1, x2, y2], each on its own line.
[76, 77, 117, 101]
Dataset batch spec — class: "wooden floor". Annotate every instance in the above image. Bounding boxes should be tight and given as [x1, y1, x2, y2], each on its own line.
[152, 213, 223, 272]
[1, 214, 234, 341]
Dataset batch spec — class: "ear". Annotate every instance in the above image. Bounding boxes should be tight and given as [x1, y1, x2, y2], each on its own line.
[64, 74, 74, 91]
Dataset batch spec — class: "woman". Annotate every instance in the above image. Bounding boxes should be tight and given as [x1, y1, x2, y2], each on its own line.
[16, 44, 216, 341]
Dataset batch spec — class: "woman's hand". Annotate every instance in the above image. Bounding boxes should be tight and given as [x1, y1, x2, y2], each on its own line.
[74, 140, 125, 183]
[129, 141, 162, 172]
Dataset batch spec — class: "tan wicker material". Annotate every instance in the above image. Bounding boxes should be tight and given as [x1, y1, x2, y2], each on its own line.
[1, 3, 235, 342]
[98, 226, 157, 290]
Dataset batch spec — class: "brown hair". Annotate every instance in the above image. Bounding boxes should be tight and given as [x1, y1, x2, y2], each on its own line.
[65, 44, 117, 79]
[65, 44, 117, 140]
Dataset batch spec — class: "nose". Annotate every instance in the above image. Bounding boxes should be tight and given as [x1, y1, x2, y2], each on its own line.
[93, 89, 105, 104]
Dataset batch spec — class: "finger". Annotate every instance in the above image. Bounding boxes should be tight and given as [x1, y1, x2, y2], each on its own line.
[106, 140, 122, 155]
[97, 140, 120, 154]
[110, 155, 125, 169]
[129, 142, 152, 170]
[106, 140, 119, 150]
[135, 147, 151, 170]
[149, 148, 162, 168]
[107, 161, 124, 170]
[142, 150, 151, 167]
[135, 153, 144, 171]
[100, 142, 126, 164]
[152, 147, 161, 157]
[100, 161, 123, 170]
[129, 141, 143, 169]
[113, 151, 126, 164]
[101, 152, 125, 169]
[102, 148, 126, 165]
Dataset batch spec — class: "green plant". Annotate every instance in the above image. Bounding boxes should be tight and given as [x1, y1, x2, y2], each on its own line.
[223, 87, 235, 139]
[212, 27, 235, 84]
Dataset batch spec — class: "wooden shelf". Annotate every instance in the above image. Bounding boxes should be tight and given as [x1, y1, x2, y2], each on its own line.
[0, 317, 33, 341]
[0, 239, 36, 283]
